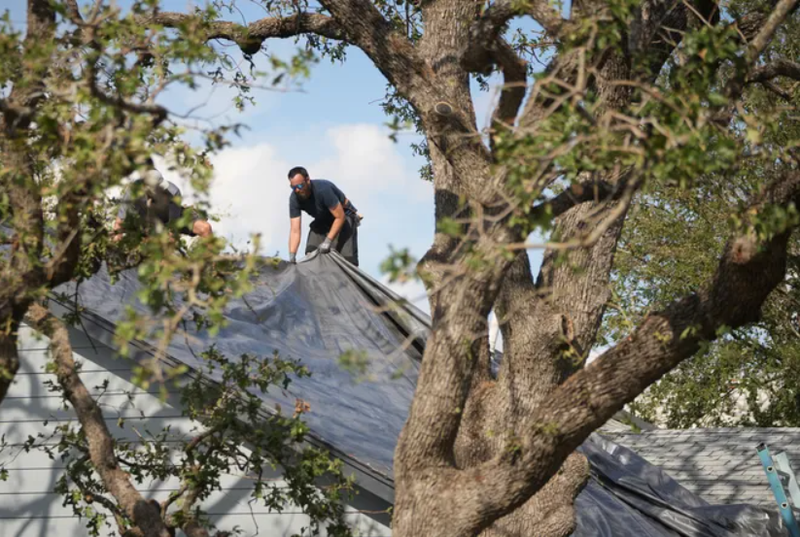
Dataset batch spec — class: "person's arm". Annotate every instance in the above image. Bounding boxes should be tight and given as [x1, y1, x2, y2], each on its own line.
[318, 203, 345, 254]
[289, 216, 302, 263]
[327, 202, 346, 241]
[288, 194, 303, 263]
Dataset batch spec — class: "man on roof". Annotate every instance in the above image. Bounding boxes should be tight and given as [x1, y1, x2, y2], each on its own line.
[287, 166, 360, 266]
[113, 167, 212, 241]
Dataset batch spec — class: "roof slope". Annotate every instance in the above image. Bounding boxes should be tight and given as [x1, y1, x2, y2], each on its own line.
[54, 252, 423, 482]
[606, 428, 800, 506]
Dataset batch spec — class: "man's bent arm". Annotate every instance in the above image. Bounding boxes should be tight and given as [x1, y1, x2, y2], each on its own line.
[327, 203, 346, 241]
[289, 216, 302, 255]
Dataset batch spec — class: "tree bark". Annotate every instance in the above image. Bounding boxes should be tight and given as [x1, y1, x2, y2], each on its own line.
[0, 0, 56, 406]
[25, 304, 171, 537]
[0, 329, 20, 403]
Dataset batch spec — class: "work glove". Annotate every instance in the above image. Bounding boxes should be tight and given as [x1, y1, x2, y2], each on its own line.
[318, 237, 333, 254]
[289, 252, 297, 264]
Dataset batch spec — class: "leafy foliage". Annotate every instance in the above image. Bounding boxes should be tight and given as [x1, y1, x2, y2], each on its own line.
[19, 347, 354, 537]
[0, 1, 356, 535]
[599, 0, 800, 428]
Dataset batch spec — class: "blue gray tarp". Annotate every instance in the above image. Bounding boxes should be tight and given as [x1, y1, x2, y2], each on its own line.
[52, 250, 784, 536]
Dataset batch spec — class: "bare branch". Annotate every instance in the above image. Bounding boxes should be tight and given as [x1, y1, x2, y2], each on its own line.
[529, 179, 627, 220]
[24, 303, 171, 537]
[150, 11, 345, 55]
[94, 88, 168, 123]
[747, 0, 799, 61]
[507, 175, 641, 253]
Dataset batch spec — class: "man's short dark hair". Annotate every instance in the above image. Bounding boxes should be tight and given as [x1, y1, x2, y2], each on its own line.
[288, 166, 309, 180]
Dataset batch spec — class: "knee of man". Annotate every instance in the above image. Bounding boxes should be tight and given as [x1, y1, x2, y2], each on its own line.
[194, 220, 212, 237]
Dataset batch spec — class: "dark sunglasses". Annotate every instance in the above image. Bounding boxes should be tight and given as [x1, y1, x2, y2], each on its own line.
[291, 181, 307, 192]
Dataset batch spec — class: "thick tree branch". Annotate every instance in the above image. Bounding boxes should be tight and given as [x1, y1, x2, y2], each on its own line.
[461, 170, 800, 533]
[151, 11, 345, 55]
[44, 201, 82, 287]
[747, 0, 799, 61]
[0, 99, 35, 128]
[156, 4, 427, 99]
[472, 0, 565, 47]
[64, 0, 83, 23]
[88, 81, 168, 124]
[529, 179, 628, 220]
[0, 333, 19, 406]
[24, 304, 171, 537]
[177, 484, 211, 537]
[317, 0, 426, 94]
[489, 40, 527, 155]
[463, 0, 563, 77]
[748, 59, 800, 84]
[724, 0, 799, 109]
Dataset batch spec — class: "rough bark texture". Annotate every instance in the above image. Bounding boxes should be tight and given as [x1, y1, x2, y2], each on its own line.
[0, 331, 19, 403]
[25, 304, 171, 537]
[0, 0, 55, 406]
[4, 0, 800, 536]
[390, 0, 798, 535]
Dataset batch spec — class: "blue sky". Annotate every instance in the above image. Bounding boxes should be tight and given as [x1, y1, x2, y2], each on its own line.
[2, 0, 548, 335]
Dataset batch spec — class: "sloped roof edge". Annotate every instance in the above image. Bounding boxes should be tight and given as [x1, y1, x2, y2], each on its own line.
[45, 294, 398, 504]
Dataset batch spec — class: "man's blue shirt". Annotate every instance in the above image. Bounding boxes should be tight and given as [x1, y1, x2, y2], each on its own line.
[289, 179, 356, 232]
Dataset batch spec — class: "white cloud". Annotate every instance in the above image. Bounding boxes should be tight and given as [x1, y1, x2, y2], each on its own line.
[314, 124, 431, 203]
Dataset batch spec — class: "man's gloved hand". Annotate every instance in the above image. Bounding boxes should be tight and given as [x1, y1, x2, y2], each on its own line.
[319, 237, 333, 254]
[289, 252, 297, 264]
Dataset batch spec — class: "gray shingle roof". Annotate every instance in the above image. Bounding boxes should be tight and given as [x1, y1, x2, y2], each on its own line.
[605, 428, 800, 507]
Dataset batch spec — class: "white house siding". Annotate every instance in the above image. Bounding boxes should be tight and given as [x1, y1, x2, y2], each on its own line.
[0, 324, 391, 537]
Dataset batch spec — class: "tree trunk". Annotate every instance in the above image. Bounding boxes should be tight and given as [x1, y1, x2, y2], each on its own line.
[25, 305, 172, 537]
[0, 328, 20, 403]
